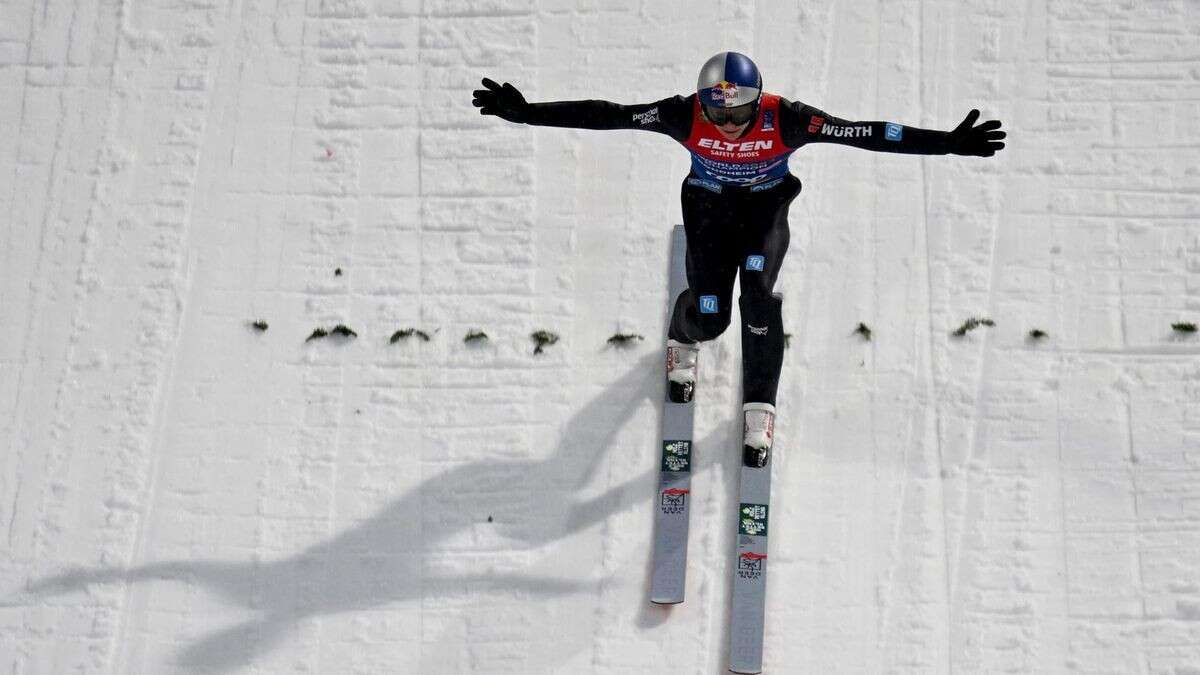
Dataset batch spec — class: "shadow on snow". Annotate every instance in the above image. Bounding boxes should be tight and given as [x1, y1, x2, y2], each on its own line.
[17, 352, 739, 672]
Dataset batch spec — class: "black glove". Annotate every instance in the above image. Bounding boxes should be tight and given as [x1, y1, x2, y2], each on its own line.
[945, 109, 1006, 157]
[472, 78, 530, 123]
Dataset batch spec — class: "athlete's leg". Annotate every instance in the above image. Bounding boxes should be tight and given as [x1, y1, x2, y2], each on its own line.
[737, 175, 801, 406]
[668, 181, 740, 344]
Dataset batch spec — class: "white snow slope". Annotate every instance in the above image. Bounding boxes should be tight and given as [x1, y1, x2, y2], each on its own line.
[3, 1, 1200, 673]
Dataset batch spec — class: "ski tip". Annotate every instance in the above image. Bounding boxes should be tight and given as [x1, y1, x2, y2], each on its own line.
[728, 667, 762, 675]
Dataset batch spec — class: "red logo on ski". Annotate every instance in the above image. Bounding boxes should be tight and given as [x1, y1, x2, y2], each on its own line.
[660, 488, 689, 514]
[738, 551, 767, 576]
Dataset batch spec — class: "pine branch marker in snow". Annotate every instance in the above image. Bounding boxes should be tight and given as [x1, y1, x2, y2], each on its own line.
[463, 330, 489, 344]
[250, 320, 269, 332]
[307, 325, 357, 342]
[531, 330, 559, 354]
[951, 317, 995, 337]
[854, 322, 872, 341]
[607, 332, 645, 347]
[1028, 329, 1048, 340]
[784, 332, 792, 349]
[390, 328, 432, 343]
[1172, 322, 1197, 334]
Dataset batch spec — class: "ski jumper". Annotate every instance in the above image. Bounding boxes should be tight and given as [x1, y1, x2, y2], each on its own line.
[520, 93, 951, 405]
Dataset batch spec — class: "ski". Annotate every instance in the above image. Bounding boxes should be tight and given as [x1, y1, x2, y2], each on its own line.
[649, 224, 694, 605]
[728, 448, 772, 673]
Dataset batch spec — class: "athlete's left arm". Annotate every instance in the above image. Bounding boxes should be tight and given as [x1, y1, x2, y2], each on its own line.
[781, 100, 1005, 157]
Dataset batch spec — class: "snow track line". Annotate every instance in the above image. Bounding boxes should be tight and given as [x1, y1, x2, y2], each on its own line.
[15, 17, 117, 664]
[107, 0, 236, 668]
[110, 249, 197, 675]
[2, 0, 42, 557]
[1122, 392, 1148, 667]
[945, 146, 1004, 675]
[873, 8, 916, 663]
[920, 170, 953, 675]
[19, 87, 76, 561]
[30, 32, 112, 565]
[917, 2, 955, 672]
[1053, 356, 1073, 634]
[866, 13, 886, 669]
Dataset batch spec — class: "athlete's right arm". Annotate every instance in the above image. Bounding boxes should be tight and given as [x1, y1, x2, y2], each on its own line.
[472, 78, 692, 141]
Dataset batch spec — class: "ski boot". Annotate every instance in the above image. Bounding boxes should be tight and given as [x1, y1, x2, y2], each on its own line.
[742, 402, 775, 468]
[666, 339, 699, 403]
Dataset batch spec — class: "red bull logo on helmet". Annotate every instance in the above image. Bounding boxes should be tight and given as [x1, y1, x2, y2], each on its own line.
[707, 80, 740, 106]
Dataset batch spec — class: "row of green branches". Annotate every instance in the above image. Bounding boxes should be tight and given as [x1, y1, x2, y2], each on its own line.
[268, 268, 1199, 348]
[851, 318, 1198, 341]
[248, 321, 648, 355]
[248, 317, 1198, 353]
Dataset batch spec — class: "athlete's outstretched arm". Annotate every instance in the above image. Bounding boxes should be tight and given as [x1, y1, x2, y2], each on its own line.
[783, 101, 1005, 157]
[472, 78, 692, 141]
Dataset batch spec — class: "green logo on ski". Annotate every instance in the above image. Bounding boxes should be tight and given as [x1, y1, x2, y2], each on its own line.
[738, 503, 768, 536]
[662, 440, 691, 472]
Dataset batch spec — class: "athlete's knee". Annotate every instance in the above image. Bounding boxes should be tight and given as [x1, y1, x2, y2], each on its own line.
[674, 291, 731, 342]
[693, 291, 732, 340]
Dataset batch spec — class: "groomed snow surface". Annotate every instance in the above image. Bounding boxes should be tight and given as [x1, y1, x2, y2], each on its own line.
[4, 1, 1200, 673]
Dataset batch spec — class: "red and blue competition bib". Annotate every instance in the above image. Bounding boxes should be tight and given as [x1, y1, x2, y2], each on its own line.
[680, 93, 794, 192]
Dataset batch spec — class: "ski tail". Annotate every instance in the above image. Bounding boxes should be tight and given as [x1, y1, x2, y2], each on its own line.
[728, 453, 772, 671]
